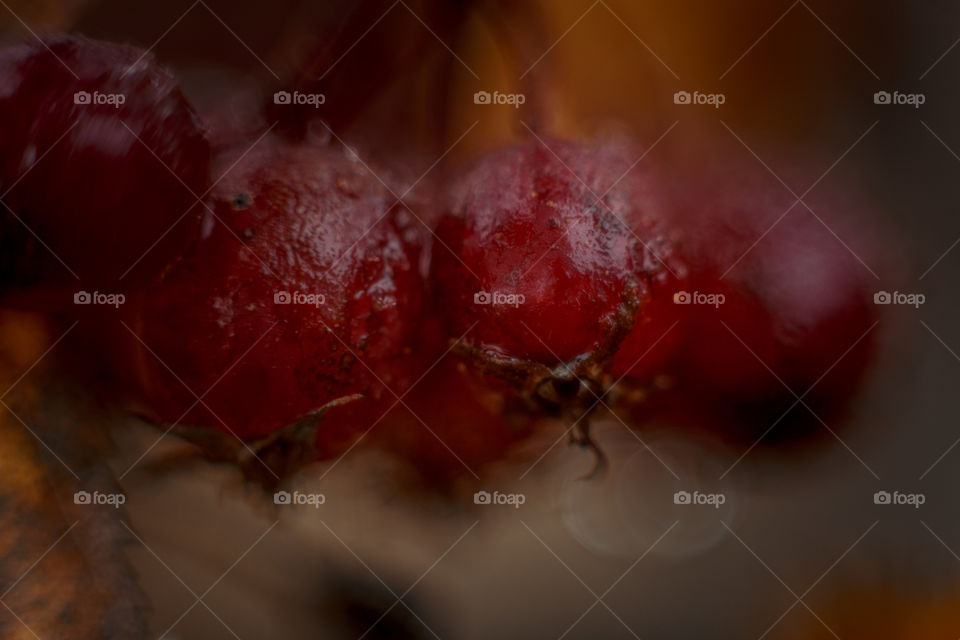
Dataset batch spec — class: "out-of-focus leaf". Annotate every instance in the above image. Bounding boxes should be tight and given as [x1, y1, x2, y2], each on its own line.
[0, 312, 149, 639]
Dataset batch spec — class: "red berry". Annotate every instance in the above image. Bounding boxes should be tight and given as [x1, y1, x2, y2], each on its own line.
[0, 35, 210, 308]
[619, 170, 878, 443]
[433, 138, 876, 448]
[129, 139, 426, 476]
[431, 139, 679, 414]
[370, 351, 534, 488]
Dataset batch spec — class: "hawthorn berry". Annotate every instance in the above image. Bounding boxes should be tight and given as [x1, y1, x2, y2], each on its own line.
[433, 138, 876, 448]
[130, 138, 427, 478]
[616, 171, 878, 444]
[431, 139, 681, 422]
[0, 35, 210, 308]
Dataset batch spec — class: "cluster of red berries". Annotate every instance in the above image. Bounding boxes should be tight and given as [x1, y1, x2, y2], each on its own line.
[0, 35, 878, 486]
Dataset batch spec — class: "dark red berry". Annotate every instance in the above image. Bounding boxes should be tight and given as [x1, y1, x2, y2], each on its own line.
[431, 139, 680, 418]
[433, 138, 877, 449]
[618, 170, 879, 444]
[129, 138, 426, 476]
[0, 35, 210, 308]
[370, 351, 534, 488]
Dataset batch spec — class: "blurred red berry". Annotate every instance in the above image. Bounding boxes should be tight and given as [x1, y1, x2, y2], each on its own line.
[370, 351, 534, 488]
[0, 35, 210, 308]
[620, 170, 879, 444]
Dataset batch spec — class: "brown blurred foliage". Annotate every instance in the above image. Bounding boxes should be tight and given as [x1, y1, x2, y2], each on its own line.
[0, 313, 148, 639]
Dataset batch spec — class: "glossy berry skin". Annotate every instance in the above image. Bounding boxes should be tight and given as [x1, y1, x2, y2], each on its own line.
[0, 35, 210, 308]
[132, 139, 426, 452]
[432, 140, 680, 405]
